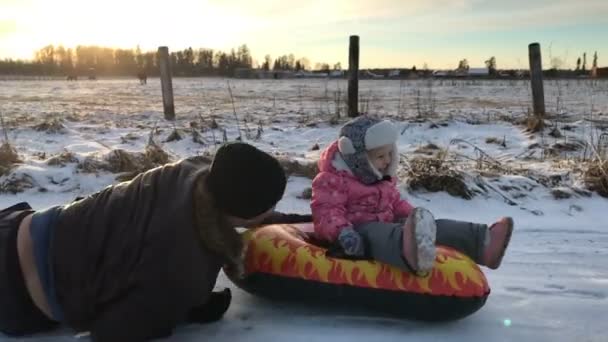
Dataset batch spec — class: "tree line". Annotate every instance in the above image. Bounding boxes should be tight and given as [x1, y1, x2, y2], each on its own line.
[1, 44, 603, 78]
[0, 44, 340, 77]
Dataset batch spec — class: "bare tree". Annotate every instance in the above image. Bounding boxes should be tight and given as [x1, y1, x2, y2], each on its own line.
[593, 51, 598, 69]
[485, 56, 497, 75]
[582, 52, 587, 72]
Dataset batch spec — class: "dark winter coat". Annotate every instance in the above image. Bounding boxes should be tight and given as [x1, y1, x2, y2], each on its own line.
[51, 157, 243, 341]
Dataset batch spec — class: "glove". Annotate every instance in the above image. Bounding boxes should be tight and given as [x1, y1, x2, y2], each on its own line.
[187, 288, 231, 324]
[337, 227, 365, 257]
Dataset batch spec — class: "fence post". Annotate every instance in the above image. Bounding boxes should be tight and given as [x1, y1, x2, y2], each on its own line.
[158, 46, 175, 120]
[528, 43, 545, 118]
[348, 35, 360, 117]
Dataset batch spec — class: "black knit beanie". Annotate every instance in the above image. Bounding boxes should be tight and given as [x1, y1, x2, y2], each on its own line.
[206, 142, 287, 219]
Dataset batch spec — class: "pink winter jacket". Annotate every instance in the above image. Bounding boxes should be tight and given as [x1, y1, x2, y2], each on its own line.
[311, 141, 415, 242]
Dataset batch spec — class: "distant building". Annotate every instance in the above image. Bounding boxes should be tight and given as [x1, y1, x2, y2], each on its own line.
[329, 70, 344, 78]
[432, 70, 450, 78]
[361, 70, 383, 79]
[233, 68, 296, 79]
[295, 70, 329, 78]
[468, 68, 489, 77]
[388, 69, 400, 78]
[234, 68, 256, 79]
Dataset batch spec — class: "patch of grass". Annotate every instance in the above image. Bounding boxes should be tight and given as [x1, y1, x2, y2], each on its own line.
[120, 133, 140, 143]
[106, 149, 140, 173]
[210, 118, 219, 129]
[0, 143, 20, 176]
[34, 119, 65, 134]
[551, 188, 572, 199]
[404, 152, 473, 199]
[165, 128, 183, 142]
[549, 127, 562, 138]
[414, 143, 441, 155]
[584, 159, 608, 197]
[0, 173, 35, 194]
[47, 151, 78, 167]
[546, 141, 583, 157]
[525, 117, 545, 133]
[485, 136, 507, 147]
[562, 125, 575, 131]
[78, 143, 173, 182]
[144, 143, 170, 166]
[485, 137, 500, 144]
[277, 157, 318, 179]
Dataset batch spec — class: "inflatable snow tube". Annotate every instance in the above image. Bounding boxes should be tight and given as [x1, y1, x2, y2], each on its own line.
[229, 223, 490, 321]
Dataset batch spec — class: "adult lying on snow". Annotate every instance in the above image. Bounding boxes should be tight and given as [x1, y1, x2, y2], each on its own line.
[0, 142, 310, 341]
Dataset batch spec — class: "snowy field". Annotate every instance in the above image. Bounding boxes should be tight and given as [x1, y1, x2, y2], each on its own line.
[0, 78, 607, 341]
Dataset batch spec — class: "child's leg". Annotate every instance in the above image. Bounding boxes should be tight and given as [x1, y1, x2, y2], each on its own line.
[354, 222, 405, 267]
[354, 208, 436, 273]
[435, 219, 487, 264]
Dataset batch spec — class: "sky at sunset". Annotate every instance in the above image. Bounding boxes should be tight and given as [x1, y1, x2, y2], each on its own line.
[1, 0, 606, 69]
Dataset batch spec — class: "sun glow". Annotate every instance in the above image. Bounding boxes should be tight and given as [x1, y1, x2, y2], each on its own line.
[2, 0, 606, 67]
[1, 0, 256, 59]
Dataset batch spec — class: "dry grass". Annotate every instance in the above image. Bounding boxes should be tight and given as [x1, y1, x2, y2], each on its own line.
[191, 128, 204, 144]
[0, 173, 35, 194]
[210, 118, 220, 129]
[165, 128, 183, 142]
[549, 127, 563, 138]
[546, 141, 583, 157]
[106, 149, 141, 173]
[34, 119, 65, 133]
[47, 151, 78, 167]
[525, 116, 545, 133]
[78, 142, 173, 182]
[76, 157, 104, 173]
[485, 137, 506, 147]
[277, 157, 319, 179]
[413, 143, 441, 156]
[584, 159, 608, 197]
[0, 142, 20, 176]
[551, 188, 572, 199]
[120, 133, 139, 143]
[144, 143, 171, 166]
[403, 152, 473, 199]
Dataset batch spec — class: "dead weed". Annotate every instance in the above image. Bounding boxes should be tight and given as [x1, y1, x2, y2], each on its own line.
[0, 143, 20, 176]
[584, 159, 608, 197]
[403, 153, 473, 199]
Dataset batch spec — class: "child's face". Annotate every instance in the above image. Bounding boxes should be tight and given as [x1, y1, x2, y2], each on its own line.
[367, 145, 393, 174]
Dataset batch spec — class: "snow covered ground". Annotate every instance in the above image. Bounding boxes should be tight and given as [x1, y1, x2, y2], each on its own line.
[0, 78, 606, 341]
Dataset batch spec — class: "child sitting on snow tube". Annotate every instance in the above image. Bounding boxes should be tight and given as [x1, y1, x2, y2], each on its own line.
[311, 116, 514, 274]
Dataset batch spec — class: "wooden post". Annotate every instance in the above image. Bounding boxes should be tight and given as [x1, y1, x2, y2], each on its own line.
[348, 35, 360, 117]
[528, 43, 545, 117]
[158, 46, 175, 120]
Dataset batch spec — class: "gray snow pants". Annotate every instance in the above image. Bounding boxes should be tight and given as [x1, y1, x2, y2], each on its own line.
[354, 219, 488, 272]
